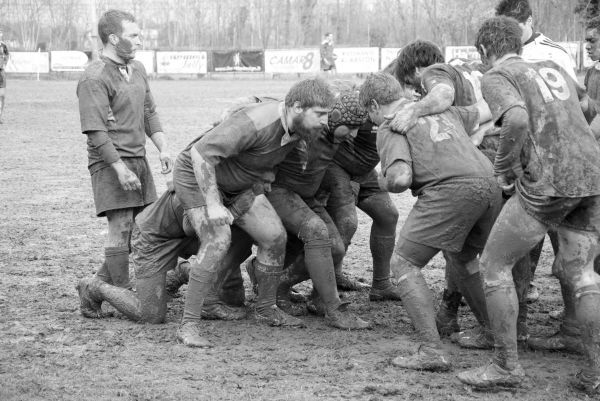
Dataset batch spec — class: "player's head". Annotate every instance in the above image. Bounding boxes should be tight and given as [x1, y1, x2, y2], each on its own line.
[495, 0, 533, 43]
[359, 72, 411, 125]
[586, 19, 600, 61]
[324, 32, 333, 42]
[285, 78, 335, 143]
[475, 16, 522, 66]
[328, 91, 367, 140]
[394, 40, 444, 88]
[98, 9, 140, 61]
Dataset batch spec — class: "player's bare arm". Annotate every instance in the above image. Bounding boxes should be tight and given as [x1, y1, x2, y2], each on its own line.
[494, 107, 528, 193]
[190, 146, 233, 226]
[386, 83, 455, 133]
[379, 160, 412, 193]
[149, 131, 172, 174]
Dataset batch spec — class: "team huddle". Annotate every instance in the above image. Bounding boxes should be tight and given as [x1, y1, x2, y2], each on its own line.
[75, 0, 600, 395]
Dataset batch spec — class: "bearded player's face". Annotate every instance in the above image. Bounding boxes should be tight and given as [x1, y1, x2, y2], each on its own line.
[114, 20, 141, 61]
[293, 106, 329, 143]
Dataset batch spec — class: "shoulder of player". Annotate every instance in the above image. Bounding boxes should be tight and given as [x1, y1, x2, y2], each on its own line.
[129, 59, 148, 75]
[531, 33, 569, 55]
[80, 59, 109, 81]
[240, 101, 282, 131]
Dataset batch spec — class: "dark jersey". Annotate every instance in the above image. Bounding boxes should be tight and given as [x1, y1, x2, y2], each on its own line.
[275, 131, 340, 199]
[0, 42, 8, 69]
[332, 121, 380, 177]
[482, 56, 600, 198]
[585, 63, 600, 101]
[177, 101, 303, 200]
[378, 104, 493, 196]
[77, 56, 162, 173]
[421, 60, 489, 106]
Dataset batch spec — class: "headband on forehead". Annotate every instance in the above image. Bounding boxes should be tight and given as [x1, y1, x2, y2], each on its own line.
[328, 91, 367, 133]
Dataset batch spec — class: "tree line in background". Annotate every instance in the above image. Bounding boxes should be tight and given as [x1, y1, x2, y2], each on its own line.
[0, 0, 595, 52]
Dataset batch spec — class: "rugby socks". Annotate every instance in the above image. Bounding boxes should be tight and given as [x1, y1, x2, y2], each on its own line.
[220, 266, 246, 307]
[94, 260, 112, 284]
[458, 272, 489, 328]
[304, 239, 342, 314]
[181, 259, 220, 323]
[370, 234, 396, 290]
[575, 285, 600, 377]
[253, 260, 284, 313]
[104, 246, 130, 288]
[278, 255, 311, 296]
[395, 264, 440, 344]
[512, 256, 531, 338]
[485, 282, 519, 369]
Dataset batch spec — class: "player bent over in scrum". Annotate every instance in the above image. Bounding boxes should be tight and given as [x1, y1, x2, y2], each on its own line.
[359, 72, 500, 371]
[457, 17, 600, 393]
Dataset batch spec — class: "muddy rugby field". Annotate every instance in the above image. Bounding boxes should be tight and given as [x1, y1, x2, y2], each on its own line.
[0, 78, 586, 400]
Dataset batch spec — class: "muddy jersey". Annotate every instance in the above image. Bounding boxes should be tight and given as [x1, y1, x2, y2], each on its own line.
[332, 121, 380, 177]
[585, 63, 600, 101]
[177, 101, 303, 198]
[482, 56, 600, 198]
[421, 60, 489, 106]
[275, 131, 340, 199]
[378, 104, 493, 196]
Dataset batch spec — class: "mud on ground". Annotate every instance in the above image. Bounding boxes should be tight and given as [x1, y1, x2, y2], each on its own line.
[0, 80, 587, 400]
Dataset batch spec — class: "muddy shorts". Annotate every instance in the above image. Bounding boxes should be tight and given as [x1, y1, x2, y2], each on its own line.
[0, 69, 5, 89]
[516, 185, 600, 233]
[319, 163, 383, 208]
[90, 156, 157, 217]
[132, 190, 200, 279]
[396, 177, 502, 265]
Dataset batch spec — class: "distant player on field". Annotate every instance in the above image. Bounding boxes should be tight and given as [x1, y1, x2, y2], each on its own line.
[0, 27, 9, 124]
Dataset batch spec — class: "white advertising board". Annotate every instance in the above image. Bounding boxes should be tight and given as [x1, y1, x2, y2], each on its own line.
[380, 48, 401, 70]
[335, 47, 379, 74]
[5, 52, 49, 73]
[264, 49, 320, 74]
[445, 46, 480, 62]
[156, 51, 207, 74]
[51, 51, 88, 71]
[135, 50, 155, 74]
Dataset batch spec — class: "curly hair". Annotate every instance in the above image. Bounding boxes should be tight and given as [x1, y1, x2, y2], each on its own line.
[394, 40, 444, 86]
[495, 0, 532, 23]
[98, 9, 136, 45]
[475, 16, 522, 60]
[284, 77, 335, 109]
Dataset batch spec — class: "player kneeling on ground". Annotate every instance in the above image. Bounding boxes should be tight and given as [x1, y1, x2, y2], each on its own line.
[359, 72, 501, 372]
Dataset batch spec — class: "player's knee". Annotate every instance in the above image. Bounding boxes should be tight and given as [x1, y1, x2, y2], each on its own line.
[257, 226, 287, 255]
[298, 217, 329, 244]
[330, 236, 345, 263]
[390, 251, 419, 278]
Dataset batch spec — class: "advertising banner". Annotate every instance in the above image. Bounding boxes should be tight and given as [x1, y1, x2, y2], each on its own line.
[264, 49, 320, 74]
[51, 51, 88, 71]
[135, 50, 155, 74]
[335, 47, 379, 73]
[5, 52, 49, 73]
[380, 48, 401, 70]
[445, 46, 480, 62]
[212, 50, 263, 72]
[156, 51, 207, 74]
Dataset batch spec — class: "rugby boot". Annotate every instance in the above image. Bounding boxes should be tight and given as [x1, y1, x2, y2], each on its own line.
[201, 302, 246, 320]
[324, 302, 371, 330]
[391, 344, 452, 372]
[453, 326, 494, 349]
[571, 371, 600, 396]
[457, 361, 525, 389]
[335, 273, 369, 292]
[76, 277, 106, 319]
[289, 288, 307, 303]
[252, 259, 306, 328]
[548, 308, 565, 320]
[369, 283, 403, 302]
[165, 259, 190, 298]
[276, 287, 308, 316]
[527, 327, 583, 354]
[176, 321, 212, 348]
[435, 289, 461, 336]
